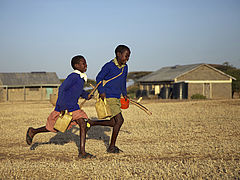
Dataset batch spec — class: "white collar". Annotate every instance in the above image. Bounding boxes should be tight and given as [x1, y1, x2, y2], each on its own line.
[72, 70, 87, 82]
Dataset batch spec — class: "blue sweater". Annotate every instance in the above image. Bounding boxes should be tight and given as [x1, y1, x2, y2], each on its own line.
[55, 72, 89, 112]
[96, 59, 128, 98]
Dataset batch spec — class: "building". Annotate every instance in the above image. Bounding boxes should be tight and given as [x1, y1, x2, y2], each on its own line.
[137, 64, 236, 99]
[0, 72, 61, 102]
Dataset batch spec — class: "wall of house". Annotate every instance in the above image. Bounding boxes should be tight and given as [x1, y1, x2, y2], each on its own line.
[138, 65, 233, 99]
[188, 83, 203, 98]
[0, 86, 59, 102]
[139, 82, 232, 99]
[0, 87, 5, 102]
[139, 83, 174, 99]
[188, 82, 232, 99]
[8, 88, 25, 101]
[177, 65, 229, 81]
[25, 87, 41, 100]
[140, 84, 170, 95]
[177, 65, 233, 99]
[212, 83, 232, 99]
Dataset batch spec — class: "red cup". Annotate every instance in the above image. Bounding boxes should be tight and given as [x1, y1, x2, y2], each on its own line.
[120, 98, 129, 109]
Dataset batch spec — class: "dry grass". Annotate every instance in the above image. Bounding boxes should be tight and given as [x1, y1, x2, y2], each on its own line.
[0, 99, 240, 179]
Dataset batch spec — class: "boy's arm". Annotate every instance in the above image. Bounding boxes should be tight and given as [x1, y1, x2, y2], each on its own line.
[121, 66, 128, 98]
[61, 74, 75, 91]
[96, 63, 110, 94]
[75, 77, 91, 100]
[55, 75, 75, 112]
[57, 74, 75, 102]
[80, 89, 90, 100]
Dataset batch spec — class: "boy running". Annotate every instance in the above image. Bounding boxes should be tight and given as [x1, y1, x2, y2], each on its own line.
[89, 45, 131, 153]
[26, 55, 94, 158]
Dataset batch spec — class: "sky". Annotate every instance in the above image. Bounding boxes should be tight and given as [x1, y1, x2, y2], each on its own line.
[0, 0, 240, 79]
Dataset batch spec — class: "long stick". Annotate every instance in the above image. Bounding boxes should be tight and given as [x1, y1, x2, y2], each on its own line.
[129, 99, 152, 116]
[80, 81, 102, 108]
[87, 83, 152, 115]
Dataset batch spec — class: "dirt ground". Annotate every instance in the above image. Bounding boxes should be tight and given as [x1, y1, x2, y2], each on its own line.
[0, 99, 239, 179]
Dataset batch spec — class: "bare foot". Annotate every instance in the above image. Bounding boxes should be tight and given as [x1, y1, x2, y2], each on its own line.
[78, 152, 96, 159]
[107, 146, 123, 153]
[26, 127, 34, 145]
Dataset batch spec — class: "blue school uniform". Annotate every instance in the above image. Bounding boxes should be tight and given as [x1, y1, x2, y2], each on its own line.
[55, 70, 89, 112]
[96, 58, 128, 99]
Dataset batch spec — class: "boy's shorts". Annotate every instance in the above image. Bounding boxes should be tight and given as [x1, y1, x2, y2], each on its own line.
[106, 98, 122, 118]
[46, 109, 88, 132]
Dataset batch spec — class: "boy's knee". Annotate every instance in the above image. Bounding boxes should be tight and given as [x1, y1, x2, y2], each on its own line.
[75, 118, 86, 127]
[109, 118, 116, 126]
[119, 118, 124, 125]
[115, 114, 124, 125]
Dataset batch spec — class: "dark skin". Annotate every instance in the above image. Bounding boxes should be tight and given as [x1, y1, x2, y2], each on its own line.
[89, 49, 131, 152]
[26, 58, 92, 158]
[99, 50, 130, 101]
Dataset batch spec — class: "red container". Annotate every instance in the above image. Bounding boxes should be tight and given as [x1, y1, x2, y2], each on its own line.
[120, 98, 129, 109]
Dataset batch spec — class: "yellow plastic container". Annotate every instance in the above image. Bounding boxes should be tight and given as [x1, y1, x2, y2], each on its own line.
[95, 98, 112, 119]
[54, 111, 72, 133]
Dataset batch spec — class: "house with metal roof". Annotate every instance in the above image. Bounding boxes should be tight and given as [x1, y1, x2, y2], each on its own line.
[0, 72, 61, 102]
[137, 64, 236, 99]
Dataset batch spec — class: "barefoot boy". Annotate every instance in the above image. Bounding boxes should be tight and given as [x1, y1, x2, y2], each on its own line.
[26, 55, 94, 158]
[89, 45, 130, 153]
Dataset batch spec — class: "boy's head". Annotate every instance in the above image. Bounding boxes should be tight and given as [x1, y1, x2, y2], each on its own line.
[115, 45, 131, 66]
[71, 55, 87, 73]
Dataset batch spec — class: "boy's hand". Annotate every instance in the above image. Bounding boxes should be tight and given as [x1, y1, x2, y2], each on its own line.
[100, 93, 106, 101]
[123, 95, 129, 101]
[87, 94, 93, 100]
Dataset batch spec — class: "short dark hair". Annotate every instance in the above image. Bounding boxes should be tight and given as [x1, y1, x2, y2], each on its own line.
[71, 55, 85, 69]
[115, 45, 130, 56]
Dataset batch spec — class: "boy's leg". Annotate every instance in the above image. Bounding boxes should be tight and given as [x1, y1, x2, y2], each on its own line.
[26, 110, 61, 145]
[88, 118, 115, 127]
[108, 113, 124, 152]
[75, 118, 95, 158]
[75, 118, 87, 155]
[88, 113, 124, 153]
[26, 126, 50, 145]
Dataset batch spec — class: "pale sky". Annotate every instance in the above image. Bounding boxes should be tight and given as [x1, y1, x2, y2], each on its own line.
[0, 0, 240, 79]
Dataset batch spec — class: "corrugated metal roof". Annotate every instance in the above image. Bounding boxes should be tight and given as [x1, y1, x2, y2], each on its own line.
[137, 63, 236, 82]
[0, 72, 61, 86]
[138, 64, 201, 82]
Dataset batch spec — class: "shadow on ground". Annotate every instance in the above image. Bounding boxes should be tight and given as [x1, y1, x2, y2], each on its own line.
[30, 117, 111, 153]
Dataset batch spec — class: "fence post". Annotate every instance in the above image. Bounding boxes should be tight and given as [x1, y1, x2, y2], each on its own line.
[6, 86, 8, 101]
[41, 86, 43, 100]
[24, 86, 26, 101]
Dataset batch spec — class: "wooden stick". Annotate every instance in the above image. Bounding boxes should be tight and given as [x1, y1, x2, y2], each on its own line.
[129, 99, 152, 116]
[87, 83, 152, 115]
[88, 81, 102, 97]
[80, 81, 102, 109]
[89, 83, 95, 89]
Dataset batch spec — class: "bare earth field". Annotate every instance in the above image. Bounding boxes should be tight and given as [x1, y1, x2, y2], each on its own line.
[0, 99, 240, 179]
